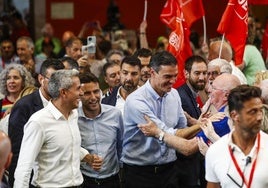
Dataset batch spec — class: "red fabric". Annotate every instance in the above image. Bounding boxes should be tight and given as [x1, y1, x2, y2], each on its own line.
[181, 0, 205, 27]
[217, 0, 248, 65]
[261, 22, 268, 62]
[248, 0, 268, 4]
[160, 0, 195, 88]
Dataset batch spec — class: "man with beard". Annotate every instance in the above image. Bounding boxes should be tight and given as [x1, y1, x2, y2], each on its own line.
[206, 85, 268, 187]
[101, 56, 141, 114]
[176, 55, 208, 188]
[78, 73, 123, 187]
[133, 48, 152, 86]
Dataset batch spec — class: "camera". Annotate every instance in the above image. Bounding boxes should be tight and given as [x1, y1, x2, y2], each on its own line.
[87, 36, 96, 54]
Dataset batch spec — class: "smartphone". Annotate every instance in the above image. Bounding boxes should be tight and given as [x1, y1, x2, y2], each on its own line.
[87, 36, 96, 54]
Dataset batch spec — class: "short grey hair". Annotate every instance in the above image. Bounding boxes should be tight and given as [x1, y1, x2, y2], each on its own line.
[208, 58, 232, 74]
[0, 64, 35, 96]
[48, 69, 79, 99]
[16, 36, 34, 50]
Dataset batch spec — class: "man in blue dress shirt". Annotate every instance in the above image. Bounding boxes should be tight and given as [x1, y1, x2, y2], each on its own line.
[78, 73, 124, 188]
[122, 51, 197, 188]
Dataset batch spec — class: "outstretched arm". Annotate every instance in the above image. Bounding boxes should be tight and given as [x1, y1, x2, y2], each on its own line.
[138, 115, 198, 155]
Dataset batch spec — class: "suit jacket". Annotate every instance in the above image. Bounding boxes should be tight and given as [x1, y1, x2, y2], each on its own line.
[8, 90, 44, 187]
[177, 83, 201, 119]
[101, 86, 120, 106]
[176, 83, 204, 187]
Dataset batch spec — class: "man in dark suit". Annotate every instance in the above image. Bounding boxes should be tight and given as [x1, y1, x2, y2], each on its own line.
[8, 59, 64, 187]
[176, 55, 208, 188]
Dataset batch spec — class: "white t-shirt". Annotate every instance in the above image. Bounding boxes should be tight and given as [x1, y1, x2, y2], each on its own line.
[206, 130, 268, 188]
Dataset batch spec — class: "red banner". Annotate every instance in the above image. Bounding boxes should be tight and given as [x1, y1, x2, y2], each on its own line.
[160, 0, 205, 87]
[217, 0, 248, 65]
[181, 0, 205, 27]
[261, 22, 268, 62]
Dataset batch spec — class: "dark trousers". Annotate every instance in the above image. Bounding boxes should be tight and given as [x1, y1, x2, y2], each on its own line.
[176, 152, 206, 188]
[82, 174, 120, 188]
[123, 162, 178, 188]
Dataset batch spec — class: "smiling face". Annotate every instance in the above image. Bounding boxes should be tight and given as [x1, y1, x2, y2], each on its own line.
[16, 40, 34, 63]
[80, 81, 101, 115]
[150, 65, 178, 97]
[64, 76, 83, 110]
[6, 69, 23, 96]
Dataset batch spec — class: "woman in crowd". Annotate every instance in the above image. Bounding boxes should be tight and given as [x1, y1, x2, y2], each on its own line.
[0, 64, 35, 118]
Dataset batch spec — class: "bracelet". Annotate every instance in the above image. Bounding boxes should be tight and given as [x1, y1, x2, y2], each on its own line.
[140, 32, 146, 35]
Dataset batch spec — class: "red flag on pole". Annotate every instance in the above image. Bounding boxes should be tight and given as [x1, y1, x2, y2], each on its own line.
[181, 0, 205, 27]
[217, 0, 248, 65]
[248, 0, 268, 4]
[160, 0, 205, 87]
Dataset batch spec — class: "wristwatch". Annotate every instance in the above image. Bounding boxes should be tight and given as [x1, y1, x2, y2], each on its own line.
[158, 130, 165, 141]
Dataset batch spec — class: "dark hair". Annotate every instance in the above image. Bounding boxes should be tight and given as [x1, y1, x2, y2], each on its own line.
[133, 48, 152, 58]
[228, 85, 262, 113]
[184, 55, 207, 73]
[98, 40, 112, 56]
[149, 51, 177, 72]
[121, 56, 141, 70]
[59, 56, 79, 70]
[79, 72, 99, 84]
[65, 37, 82, 48]
[40, 58, 65, 76]
[102, 62, 119, 76]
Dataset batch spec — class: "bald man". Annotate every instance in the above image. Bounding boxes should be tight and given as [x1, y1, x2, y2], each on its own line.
[0, 131, 12, 187]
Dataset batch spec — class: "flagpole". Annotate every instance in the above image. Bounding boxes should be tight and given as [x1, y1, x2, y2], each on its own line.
[219, 34, 225, 59]
[202, 16, 207, 44]
[143, 0, 148, 21]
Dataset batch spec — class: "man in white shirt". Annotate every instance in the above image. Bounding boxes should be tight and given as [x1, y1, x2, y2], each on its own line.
[206, 85, 268, 188]
[14, 69, 84, 187]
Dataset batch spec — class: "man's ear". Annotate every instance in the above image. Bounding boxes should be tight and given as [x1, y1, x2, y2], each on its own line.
[230, 110, 239, 122]
[38, 74, 44, 86]
[184, 69, 189, 79]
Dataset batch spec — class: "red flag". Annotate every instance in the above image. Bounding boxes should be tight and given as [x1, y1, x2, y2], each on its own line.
[160, 0, 193, 88]
[248, 0, 268, 4]
[160, 0, 178, 30]
[181, 0, 205, 27]
[217, 0, 248, 65]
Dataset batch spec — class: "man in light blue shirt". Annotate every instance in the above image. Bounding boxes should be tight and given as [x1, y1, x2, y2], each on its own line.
[78, 73, 123, 188]
[122, 51, 190, 188]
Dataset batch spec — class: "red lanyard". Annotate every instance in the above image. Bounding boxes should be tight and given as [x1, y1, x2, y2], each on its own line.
[228, 133, 260, 188]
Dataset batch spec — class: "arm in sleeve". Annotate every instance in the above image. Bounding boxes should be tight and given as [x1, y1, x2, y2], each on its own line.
[14, 120, 44, 188]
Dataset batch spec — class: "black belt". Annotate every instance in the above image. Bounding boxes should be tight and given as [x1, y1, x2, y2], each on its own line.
[123, 162, 175, 174]
[83, 174, 119, 185]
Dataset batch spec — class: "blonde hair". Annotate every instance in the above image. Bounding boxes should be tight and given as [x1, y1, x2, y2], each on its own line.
[254, 71, 268, 86]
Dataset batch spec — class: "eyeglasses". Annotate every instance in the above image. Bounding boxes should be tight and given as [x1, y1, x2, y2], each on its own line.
[42, 74, 50, 80]
[207, 71, 219, 77]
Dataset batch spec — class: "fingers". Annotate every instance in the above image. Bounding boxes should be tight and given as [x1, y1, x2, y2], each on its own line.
[144, 115, 152, 123]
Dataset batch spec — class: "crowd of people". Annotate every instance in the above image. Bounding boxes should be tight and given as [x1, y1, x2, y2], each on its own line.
[0, 7, 267, 188]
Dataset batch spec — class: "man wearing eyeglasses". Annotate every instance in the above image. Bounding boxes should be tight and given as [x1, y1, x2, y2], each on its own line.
[205, 85, 268, 188]
[196, 74, 240, 150]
